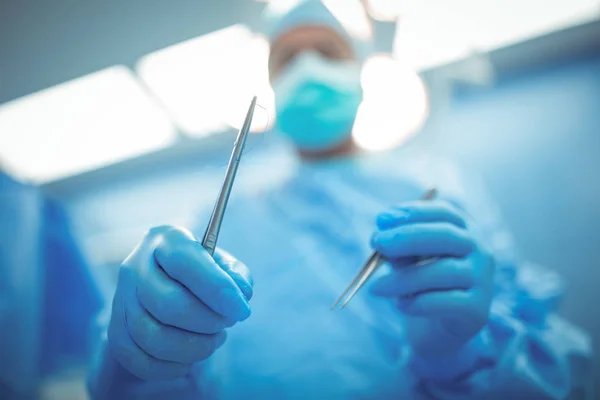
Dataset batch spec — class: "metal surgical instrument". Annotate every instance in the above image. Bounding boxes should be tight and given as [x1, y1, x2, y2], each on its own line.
[201, 96, 257, 256]
[331, 188, 438, 309]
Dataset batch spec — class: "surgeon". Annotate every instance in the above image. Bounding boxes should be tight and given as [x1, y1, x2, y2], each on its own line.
[87, 1, 593, 398]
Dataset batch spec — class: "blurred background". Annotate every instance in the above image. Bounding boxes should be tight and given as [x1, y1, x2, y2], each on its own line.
[1, 0, 599, 398]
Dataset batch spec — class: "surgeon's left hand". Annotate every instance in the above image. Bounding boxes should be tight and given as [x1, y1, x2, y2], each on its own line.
[370, 200, 495, 359]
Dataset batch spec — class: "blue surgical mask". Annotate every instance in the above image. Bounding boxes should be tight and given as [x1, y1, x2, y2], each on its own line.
[272, 52, 363, 151]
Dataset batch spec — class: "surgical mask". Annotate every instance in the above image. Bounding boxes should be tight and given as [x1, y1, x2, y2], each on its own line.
[272, 52, 363, 151]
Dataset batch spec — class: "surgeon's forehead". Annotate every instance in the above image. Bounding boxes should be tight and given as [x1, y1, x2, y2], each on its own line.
[268, 26, 353, 77]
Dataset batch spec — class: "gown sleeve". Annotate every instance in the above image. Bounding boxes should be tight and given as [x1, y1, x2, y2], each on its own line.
[407, 157, 594, 399]
[87, 205, 216, 400]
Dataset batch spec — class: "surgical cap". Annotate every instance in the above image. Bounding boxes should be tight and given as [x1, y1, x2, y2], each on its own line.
[261, 0, 371, 61]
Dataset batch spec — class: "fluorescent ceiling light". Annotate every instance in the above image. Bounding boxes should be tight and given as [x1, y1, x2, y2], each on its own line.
[394, 0, 600, 70]
[393, 1, 479, 70]
[137, 24, 275, 137]
[353, 54, 429, 151]
[0, 66, 176, 183]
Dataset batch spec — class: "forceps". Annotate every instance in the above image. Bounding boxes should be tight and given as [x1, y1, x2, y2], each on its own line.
[330, 188, 438, 310]
[201, 96, 257, 256]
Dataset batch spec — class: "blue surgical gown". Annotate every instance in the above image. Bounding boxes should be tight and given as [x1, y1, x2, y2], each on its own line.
[88, 152, 593, 399]
[0, 172, 103, 397]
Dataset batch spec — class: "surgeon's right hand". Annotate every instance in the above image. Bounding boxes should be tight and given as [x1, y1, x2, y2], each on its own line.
[107, 225, 253, 381]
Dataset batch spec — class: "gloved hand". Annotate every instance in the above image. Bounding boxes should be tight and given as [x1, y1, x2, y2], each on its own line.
[369, 200, 495, 359]
[107, 225, 253, 381]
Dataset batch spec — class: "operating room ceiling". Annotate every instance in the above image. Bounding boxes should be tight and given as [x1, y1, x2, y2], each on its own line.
[1, 0, 599, 105]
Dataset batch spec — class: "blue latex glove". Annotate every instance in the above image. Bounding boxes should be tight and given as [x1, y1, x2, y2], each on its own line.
[370, 200, 495, 359]
[107, 225, 253, 381]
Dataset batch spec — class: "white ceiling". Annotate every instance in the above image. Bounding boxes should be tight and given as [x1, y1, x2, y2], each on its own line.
[393, 0, 600, 70]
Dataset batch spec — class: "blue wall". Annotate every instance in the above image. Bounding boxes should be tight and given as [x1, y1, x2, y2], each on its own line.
[413, 54, 600, 372]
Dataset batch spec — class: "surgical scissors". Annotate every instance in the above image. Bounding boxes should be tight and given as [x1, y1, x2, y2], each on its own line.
[201, 96, 257, 256]
[331, 188, 438, 310]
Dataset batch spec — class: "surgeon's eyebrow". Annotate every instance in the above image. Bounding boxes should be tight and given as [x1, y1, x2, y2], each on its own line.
[272, 48, 295, 66]
[317, 39, 346, 59]
[268, 45, 295, 75]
